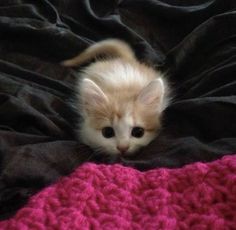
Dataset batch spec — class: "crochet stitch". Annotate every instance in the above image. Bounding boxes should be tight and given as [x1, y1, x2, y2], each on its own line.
[0, 155, 236, 230]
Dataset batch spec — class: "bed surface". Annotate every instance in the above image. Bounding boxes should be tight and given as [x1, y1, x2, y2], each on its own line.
[0, 0, 236, 220]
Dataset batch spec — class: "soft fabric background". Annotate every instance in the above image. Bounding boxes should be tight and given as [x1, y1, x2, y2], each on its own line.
[0, 0, 236, 219]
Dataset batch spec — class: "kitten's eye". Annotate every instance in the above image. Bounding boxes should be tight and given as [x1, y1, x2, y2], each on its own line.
[131, 127, 144, 138]
[102, 127, 115, 138]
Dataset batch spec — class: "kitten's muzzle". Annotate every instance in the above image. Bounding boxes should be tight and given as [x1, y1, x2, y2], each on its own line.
[117, 145, 129, 154]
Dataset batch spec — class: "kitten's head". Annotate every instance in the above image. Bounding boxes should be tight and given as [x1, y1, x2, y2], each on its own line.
[78, 73, 167, 156]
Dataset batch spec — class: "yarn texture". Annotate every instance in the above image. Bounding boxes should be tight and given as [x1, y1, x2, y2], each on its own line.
[0, 155, 236, 230]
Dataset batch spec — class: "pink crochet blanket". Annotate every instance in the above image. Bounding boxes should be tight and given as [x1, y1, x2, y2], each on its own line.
[0, 155, 236, 230]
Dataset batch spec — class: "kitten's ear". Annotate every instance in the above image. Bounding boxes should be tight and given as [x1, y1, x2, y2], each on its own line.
[81, 78, 108, 109]
[137, 78, 165, 111]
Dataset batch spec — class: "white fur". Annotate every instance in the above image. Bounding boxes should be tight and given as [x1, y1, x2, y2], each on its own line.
[62, 39, 170, 155]
[82, 60, 159, 90]
[76, 60, 167, 155]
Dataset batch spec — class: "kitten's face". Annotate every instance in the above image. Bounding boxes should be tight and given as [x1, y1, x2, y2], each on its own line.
[80, 102, 161, 155]
[78, 74, 166, 156]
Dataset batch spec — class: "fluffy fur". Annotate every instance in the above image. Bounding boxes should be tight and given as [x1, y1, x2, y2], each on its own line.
[62, 39, 170, 155]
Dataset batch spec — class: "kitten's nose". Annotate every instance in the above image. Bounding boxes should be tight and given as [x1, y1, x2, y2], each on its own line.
[117, 145, 129, 154]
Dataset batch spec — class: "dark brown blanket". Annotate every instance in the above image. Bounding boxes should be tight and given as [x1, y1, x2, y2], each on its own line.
[0, 0, 236, 219]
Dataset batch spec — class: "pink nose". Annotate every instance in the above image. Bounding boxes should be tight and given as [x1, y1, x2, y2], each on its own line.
[117, 145, 129, 154]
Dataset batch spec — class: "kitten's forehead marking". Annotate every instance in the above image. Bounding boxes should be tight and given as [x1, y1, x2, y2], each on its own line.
[113, 113, 134, 139]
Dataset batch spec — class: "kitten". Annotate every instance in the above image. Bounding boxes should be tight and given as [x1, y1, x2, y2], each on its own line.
[62, 39, 170, 156]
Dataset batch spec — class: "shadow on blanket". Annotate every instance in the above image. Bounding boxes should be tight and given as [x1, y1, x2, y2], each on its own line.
[0, 0, 236, 220]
